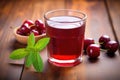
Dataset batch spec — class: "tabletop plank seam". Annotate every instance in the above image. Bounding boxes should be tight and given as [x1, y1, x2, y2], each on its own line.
[104, 0, 120, 54]
[19, 63, 25, 80]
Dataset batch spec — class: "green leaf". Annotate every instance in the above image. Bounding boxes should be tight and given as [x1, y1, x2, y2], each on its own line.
[27, 33, 35, 47]
[35, 37, 50, 51]
[10, 48, 28, 60]
[32, 52, 43, 72]
[25, 51, 34, 67]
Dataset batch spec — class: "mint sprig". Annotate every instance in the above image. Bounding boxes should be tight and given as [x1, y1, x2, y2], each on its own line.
[9, 33, 50, 72]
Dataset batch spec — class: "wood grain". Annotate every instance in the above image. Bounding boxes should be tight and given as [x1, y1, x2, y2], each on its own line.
[0, 0, 33, 80]
[0, 0, 120, 80]
[106, 0, 120, 51]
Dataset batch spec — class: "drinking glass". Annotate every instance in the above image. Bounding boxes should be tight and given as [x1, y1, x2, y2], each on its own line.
[44, 9, 87, 67]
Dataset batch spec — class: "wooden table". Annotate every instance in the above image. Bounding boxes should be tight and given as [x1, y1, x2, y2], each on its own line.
[0, 0, 120, 80]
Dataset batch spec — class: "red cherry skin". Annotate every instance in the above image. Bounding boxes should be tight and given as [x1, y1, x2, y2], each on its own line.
[30, 25, 42, 35]
[87, 44, 100, 58]
[35, 19, 46, 34]
[35, 19, 45, 33]
[30, 29, 39, 36]
[17, 28, 25, 35]
[84, 38, 95, 50]
[30, 25, 38, 30]
[41, 29, 46, 33]
[105, 40, 119, 53]
[35, 19, 44, 29]
[19, 23, 30, 35]
[22, 20, 34, 26]
[99, 35, 110, 49]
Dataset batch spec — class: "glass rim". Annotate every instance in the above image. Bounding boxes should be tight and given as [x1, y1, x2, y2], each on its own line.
[44, 9, 87, 23]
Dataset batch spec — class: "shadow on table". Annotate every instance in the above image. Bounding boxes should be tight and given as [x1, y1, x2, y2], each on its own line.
[9, 39, 26, 51]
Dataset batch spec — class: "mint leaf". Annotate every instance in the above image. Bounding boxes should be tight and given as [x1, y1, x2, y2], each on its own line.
[25, 51, 34, 67]
[35, 37, 50, 51]
[10, 48, 28, 59]
[32, 52, 43, 72]
[27, 33, 35, 47]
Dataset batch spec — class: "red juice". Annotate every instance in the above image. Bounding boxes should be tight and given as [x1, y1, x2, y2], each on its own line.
[46, 16, 85, 66]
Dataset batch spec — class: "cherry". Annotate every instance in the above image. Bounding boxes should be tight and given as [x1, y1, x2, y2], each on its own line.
[84, 38, 95, 50]
[99, 35, 110, 49]
[35, 19, 46, 34]
[35, 19, 44, 28]
[30, 25, 43, 35]
[23, 20, 34, 26]
[30, 25, 40, 36]
[41, 29, 46, 33]
[30, 25, 38, 30]
[17, 29, 24, 35]
[35, 19, 45, 32]
[87, 44, 100, 58]
[105, 40, 119, 53]
[30, 29, 39, 36]
[17, 23, 30, 36]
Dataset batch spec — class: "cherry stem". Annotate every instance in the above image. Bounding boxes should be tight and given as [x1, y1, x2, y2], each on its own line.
[100, 48, 107, 52]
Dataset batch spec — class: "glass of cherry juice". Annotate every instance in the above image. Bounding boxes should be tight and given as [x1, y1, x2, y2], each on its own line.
[44, 9, 87, 67]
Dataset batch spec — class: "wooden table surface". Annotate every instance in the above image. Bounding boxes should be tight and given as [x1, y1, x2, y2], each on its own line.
[0, 0, 120, 80]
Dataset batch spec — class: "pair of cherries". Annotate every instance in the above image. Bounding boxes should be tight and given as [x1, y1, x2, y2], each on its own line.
[17, 19, 45, 36]
[84, 35, 119, 58]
